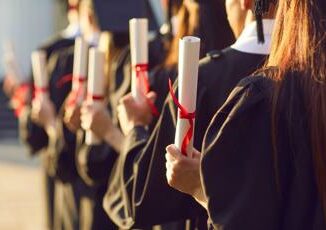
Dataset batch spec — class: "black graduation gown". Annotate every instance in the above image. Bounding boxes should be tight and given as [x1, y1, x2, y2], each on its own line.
[18, 35, 75, 230]
[74, 36, 167, 229]
[20, 45, 83, 230]
[103, 48, 267, 229]
[201, 74, 326, 230]
[39, 35, 75, 60]
[74, 46, 131, 230]
[74, 38, 167, 183]
[21, 46, 77, 181]
[19, 36, 75, 156]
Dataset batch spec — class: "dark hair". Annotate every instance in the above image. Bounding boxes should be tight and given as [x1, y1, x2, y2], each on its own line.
[164, 0, 235, 67]
[268, 0, 326, 219]
[101, 32, 129, 94]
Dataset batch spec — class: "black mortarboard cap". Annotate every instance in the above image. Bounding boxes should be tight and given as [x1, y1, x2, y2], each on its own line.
[92, 0, 147, 33]
[254, 0, 274, 44]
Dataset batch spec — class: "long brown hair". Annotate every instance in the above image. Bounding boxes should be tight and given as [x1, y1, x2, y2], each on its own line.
[164, 0, 235, 67]
[267, 0, 326, 218]
[99, 32, 129, 95]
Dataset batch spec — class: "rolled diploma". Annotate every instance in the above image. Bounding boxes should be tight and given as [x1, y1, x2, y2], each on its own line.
[174, 36, 200, 157]
[3, 42, 24, 83]
[31, 50, 49, 100]
[129, 18, 148, 102]
[85, 48, 105, 145]
[72, 37, 88, 104]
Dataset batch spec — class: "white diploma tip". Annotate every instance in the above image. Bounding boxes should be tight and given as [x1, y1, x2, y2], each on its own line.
[182, 36, 201, 43]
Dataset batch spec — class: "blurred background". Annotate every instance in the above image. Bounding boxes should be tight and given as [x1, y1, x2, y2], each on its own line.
[0, 1, 67, 229]
[0, 0, 168, 228]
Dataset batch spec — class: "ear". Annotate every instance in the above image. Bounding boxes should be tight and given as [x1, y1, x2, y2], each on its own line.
[241, 0, 252, 10]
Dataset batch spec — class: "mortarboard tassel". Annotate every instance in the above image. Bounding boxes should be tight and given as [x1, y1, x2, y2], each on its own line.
[256, 14, 265, 44]
[254, 0, 272, 44]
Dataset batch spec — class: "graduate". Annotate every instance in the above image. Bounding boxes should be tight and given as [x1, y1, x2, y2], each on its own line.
[19, 0, 101, 229]
[122, 0, 235, 131]
[165, 0, 326, 229]
[16, 1, 81, 229]
[64, 0, 159, 228]
[106, 0, 277, 229]
[100, 1, 244, 226]
[64, 0, 166, 229]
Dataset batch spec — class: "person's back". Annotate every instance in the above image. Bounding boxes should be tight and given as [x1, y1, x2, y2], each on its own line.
[201, 72, 326, 229]
[103, 0, 275, 229]
[197, 0, 326, 228]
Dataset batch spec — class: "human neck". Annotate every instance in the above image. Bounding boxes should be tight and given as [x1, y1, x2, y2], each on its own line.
[244, 8, 276, 27]
[84, 27, 100, 45]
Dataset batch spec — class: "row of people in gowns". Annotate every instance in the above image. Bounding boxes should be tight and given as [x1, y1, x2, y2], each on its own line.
[3, 0, 326, 229]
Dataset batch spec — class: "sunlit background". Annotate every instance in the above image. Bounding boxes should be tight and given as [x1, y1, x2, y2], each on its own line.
[0, 0, 168, 229]
[0, 1, 73, 229]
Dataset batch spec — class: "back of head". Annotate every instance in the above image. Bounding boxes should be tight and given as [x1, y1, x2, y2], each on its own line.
[164, 0, 235, 67]
[268, 0, 326, 78]
[196, 0, 235, 53]
[267, 0, 326, 220]
[92, 0, 147, 33]
[79, 0, 99, 35]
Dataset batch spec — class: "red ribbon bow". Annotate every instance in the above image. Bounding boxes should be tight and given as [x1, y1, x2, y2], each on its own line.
[12, 83, 31, 117]
[168, 79, 196, 156]
[134, 63, 160, 117]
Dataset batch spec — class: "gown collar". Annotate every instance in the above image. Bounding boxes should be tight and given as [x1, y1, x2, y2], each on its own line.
[231, 19, 275, 55]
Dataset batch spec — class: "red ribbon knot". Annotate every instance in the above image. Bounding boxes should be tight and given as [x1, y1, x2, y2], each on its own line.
[12, 83, 31, 117]
[168, 79, 196, 156]
[87, 93, 104, 101]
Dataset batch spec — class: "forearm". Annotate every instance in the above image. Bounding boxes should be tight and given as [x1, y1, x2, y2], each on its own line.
[19, 107, 49, 154]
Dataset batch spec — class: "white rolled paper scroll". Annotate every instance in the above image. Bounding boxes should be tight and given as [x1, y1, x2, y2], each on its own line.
[3, 41, 24, 83]
[72, 37, 89, 104]
[85, 48, 105, 145]
[129, 18, 149, 102]
[31, 50, 49, 99]
[174, 36, 200, 157]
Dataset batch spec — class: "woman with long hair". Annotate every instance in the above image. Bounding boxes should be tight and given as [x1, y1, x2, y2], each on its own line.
[152, 0, 235, 114]
[103, 0, 236, 229]
[166, 0, 326, 228]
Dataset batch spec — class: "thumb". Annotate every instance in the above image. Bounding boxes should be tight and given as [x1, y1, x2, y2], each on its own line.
[146, 91, 157, 103]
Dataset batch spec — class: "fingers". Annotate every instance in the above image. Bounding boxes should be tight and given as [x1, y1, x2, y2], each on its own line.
[166, 144, 182, 160]
[118, 93, 133, 106]
[146, 91, 157, 103]
[80, 103, 92, 115]
[165, 145, 183, 175]
[192, 148, 202, 160]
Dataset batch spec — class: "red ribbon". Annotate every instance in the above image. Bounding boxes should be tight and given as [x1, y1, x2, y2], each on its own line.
[34, 86, 48, 98]
[63, 75, 87, 107]
[56, 74, 86, 88]
[134, 63, 160, 117]
[87, 93, 104, 101]
[12, 83, 31, 117]
[168, 79, 196, 156]
[68, 3, 79, 11]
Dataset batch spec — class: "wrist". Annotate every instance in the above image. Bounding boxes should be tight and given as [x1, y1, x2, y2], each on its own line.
[192, 186, 207, 210]
[132, 120, 149, 128]
[44, 118, 56, 131]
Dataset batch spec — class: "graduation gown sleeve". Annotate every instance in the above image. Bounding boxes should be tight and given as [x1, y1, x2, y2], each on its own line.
[201, 76, 280, 230]
[76, 130, 118, 186]
[18, 37, 74, 156]
[19, 106, 49, 155]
